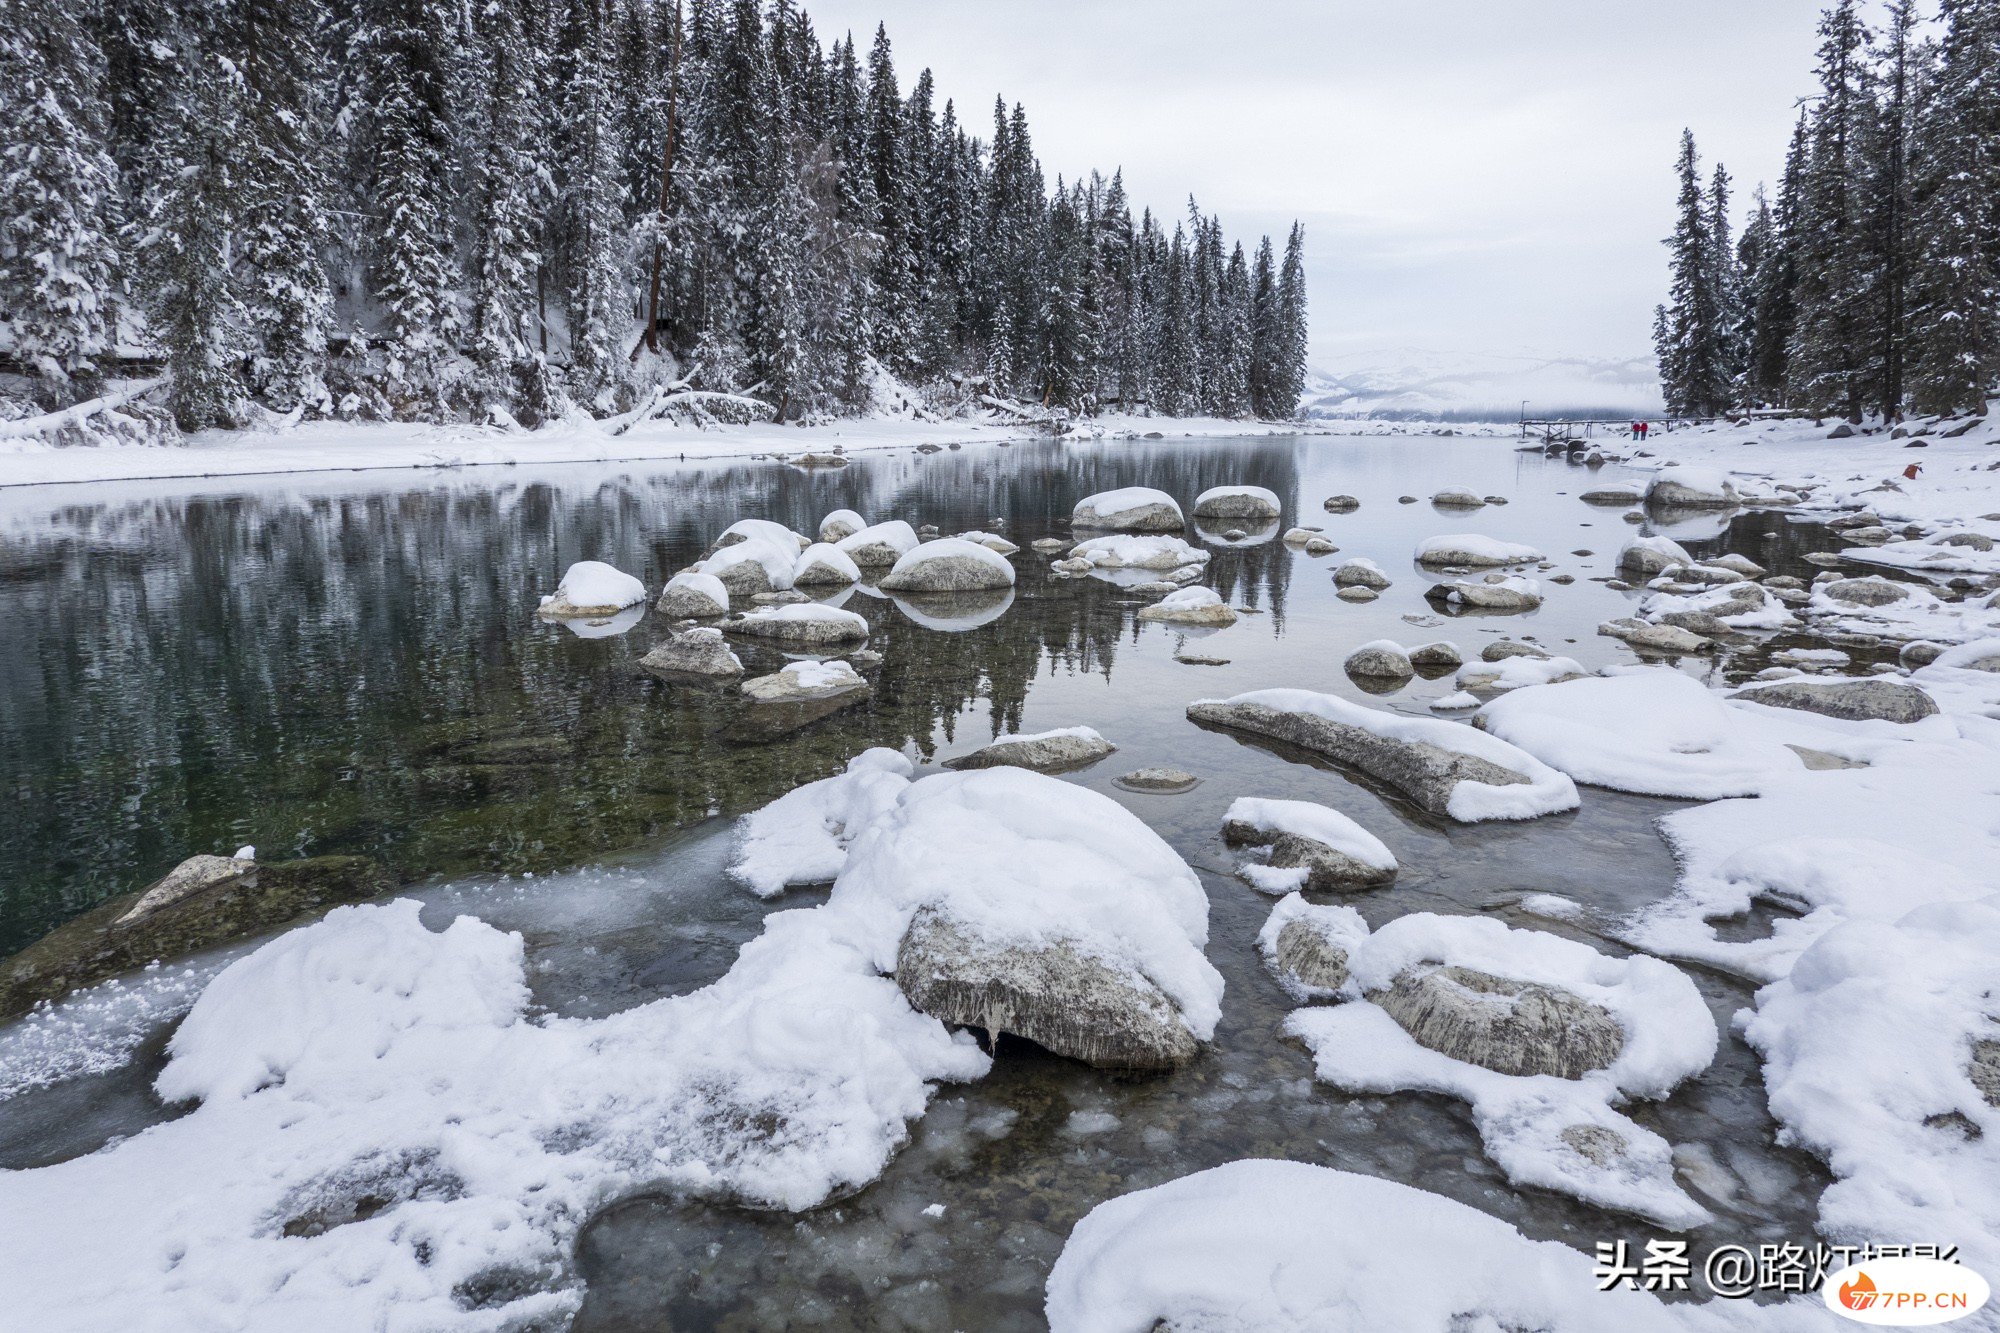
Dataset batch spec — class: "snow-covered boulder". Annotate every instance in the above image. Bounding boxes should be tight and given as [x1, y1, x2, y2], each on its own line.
[655, 570, 729, 618]
[1477, 671, 1798, 799]
[1482, 638, 1549, 661]
[790, 542, 862, 587]
[1598, 618, 1709, 654]
[727, 749, 913, 896]
[1066, 534, 1210, 570]
[1046, 1162, 1716, 1332]
[878, 537, 1016, 593]
[835, 519, 920, 567]
[1190, 485, 1280, 520]
[818, 509, 866, 543]
[1223, 797, 1397, 891]
[1453, 653, 1585, 692]
[1187, 688, 1578, 822]
[1343, 639, 1413, 679]
[1616, 534, 1694, 578]
[1579, 486, 1645, 505]
[866, 768, 1222, 1070]
[638, 626, 744, 679]
[1426, 575, 1542, 612]
[1321, 494, 1360, 511]
[1430, 487, 1485, 508]
[1071, 486, 1184, 531]
[1414, 534, 1543, 567]
[537, 560, 647, 617]
[1645, 465, 1739, 508]
[720, 602, 869, 645]
[1820, 575, 1910, 607]
[741, 658, 870, 704]
[1287, 912, 1718, 1226]
[940, 726, 1115, 774]
[1135, 585, 1236, 626]
[712, 518, 809, 553]
[1732, 677, 1940, 724]
[953, 530, 1021, 555]
[697, 536, 797, 597]
[1258, 895, 1369, 1000]
[1407, 640, 1463, 671]
[1331, 557, 1390, 589]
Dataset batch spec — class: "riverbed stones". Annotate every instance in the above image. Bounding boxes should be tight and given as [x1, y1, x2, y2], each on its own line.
[942, 728, 1116, 774]
[639, 627, 744, 679]
[1185, 697, 1536, 820]
[1734, 678, 1940, 724]
[1822, 576, 1911, 607]
[895, 909, 1198, 1071]
[1371, 964, 1625, 1079]
[1344, 642, 1416, 679]
[1114, 767, 1201, 793]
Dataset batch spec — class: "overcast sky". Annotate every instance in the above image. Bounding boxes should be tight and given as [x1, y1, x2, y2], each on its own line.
[797, 0, 1830, 375]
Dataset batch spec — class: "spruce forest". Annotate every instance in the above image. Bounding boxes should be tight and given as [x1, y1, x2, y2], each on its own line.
[1654, 0, 1999, 422]
[0, 0, 1311, 430]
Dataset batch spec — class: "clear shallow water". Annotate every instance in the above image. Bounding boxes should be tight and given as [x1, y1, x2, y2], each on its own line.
[0, 434, 1848, 1323]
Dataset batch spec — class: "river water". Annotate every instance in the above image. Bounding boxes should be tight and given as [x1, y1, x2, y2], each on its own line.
[0, 433, 1850, 1326]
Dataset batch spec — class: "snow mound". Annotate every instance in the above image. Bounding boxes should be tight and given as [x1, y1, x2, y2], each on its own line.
[1223, 797, 1396, 874]
[728, 749, 916, 897]
[1741, 895, 2000, 1281]
[1415, 533, 1543, 566]
[0, 896, 989, 1329]
[1453, 653, 1585, 692]
[1066, 534, 1211, 570]
[1045, 1161, 1725, 1333]
[1287, 912, 1717, 1226]
[1476, 671, 1803, 798]
[1845, 535, 2000, 577]
[539, 560, 646, 614]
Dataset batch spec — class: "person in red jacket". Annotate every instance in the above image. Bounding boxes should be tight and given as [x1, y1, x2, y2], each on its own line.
[1903, 462, 1922, 481]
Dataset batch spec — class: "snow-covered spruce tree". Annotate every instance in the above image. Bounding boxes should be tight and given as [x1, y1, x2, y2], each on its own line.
[1744, 116, 1809, 408]
[1734, 186, 1776, 407]
[1705, 163, 1746, 399]
[1788, 0, 1875, 421]
[1905, 0, 1999, 417]
[863, 27, 916, 376]
[467, 0, 554, 406]
[1655, 130, 1731, 417]
[1274, 221, 1310, 417]
[556, 0, 631, 406]
[1247, 235, 1279, 418]
[1212, 241, 1254, 418]
[0, 0, 123, 405]
[1153, 225, 1199, 416]
[1861, 0, 1924, 418]
[344, 0, 460, 413]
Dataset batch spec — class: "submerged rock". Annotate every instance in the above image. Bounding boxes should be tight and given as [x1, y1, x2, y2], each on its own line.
[1733, 678, 1940, 724]
[1114, 767, 1201, 793]
[896, 909, 1199, 1071]
[941, 727, 1116, 774]
[1373, 965, 1626, 1079]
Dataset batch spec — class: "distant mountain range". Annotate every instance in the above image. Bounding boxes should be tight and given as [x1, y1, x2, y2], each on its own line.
[1301, 348, 1664, 422]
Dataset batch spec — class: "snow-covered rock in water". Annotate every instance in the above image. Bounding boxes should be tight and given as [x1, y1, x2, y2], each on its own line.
[1847, 532, 2000, 576]
[713, 518, 810, 554]
[1322, 493, 1360, 511]
[1071, 486, 1184, 531]
[941, 726, 1115, 774]
[1482, 638, 1549, 662]
[1818, 575, 1910, 607]
[1639, 580, 1793, 632]
[818, 509, 866, 544]
[834, 519, 920, 567]
[1740, 895, 2000, 1282]
[697, 535, 798, 596]
[1598, 618, 1710, 654]
[1114, 767, 1200, 793]
[720, 602, 869, 645]
[741, 658, 871, 704]
[537, 560, 647, 617]
[1066, 534, 1211, 570]
[1286, 912, 1717, 1226]
[1135, 585, 1236, 626]
[655, 570, 730, 618]
[1732, 677, 1940, 724]
[1187, 688, 1578, 822]
[1342, 639, 1413, 678]
[953, 530, 1020, 555]
[1616, 534, 1694, 578]
[1407, 640, 1463, 671]
[1453, 653, 1586, 692]
[1223, 797, 1397, 891]
[1414, 534, 1543, 567]
[115, 852, 257, 927]
[790, 542, 862, 587]
[1477, 671, 1803, 799]
[1706, 552, 1766, 577]
[1279, 526, 1318, 545]
[1645, 465, 1739, 508]
[1331, 557, 1390, 589]
[877, 537, 1016, 593]
[638, 626, 744, 679]
[1190, 485, 1279, 520]
[1930, 637, 2000, 674]
[728, 749, 914, 896]
[1429, 487, 1485, 508]
[0, 893, 992, 1330]
[1426, 574, 1542, 612]
[1044, 1162, 1722, 1333]
[1580, 486, 1645, 505]
[871, 768, 1222, 1070]
[1257, 895, 1369, 1000]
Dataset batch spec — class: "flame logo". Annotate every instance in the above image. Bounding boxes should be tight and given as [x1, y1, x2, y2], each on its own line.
[1840, 1271, 1879, 1311]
